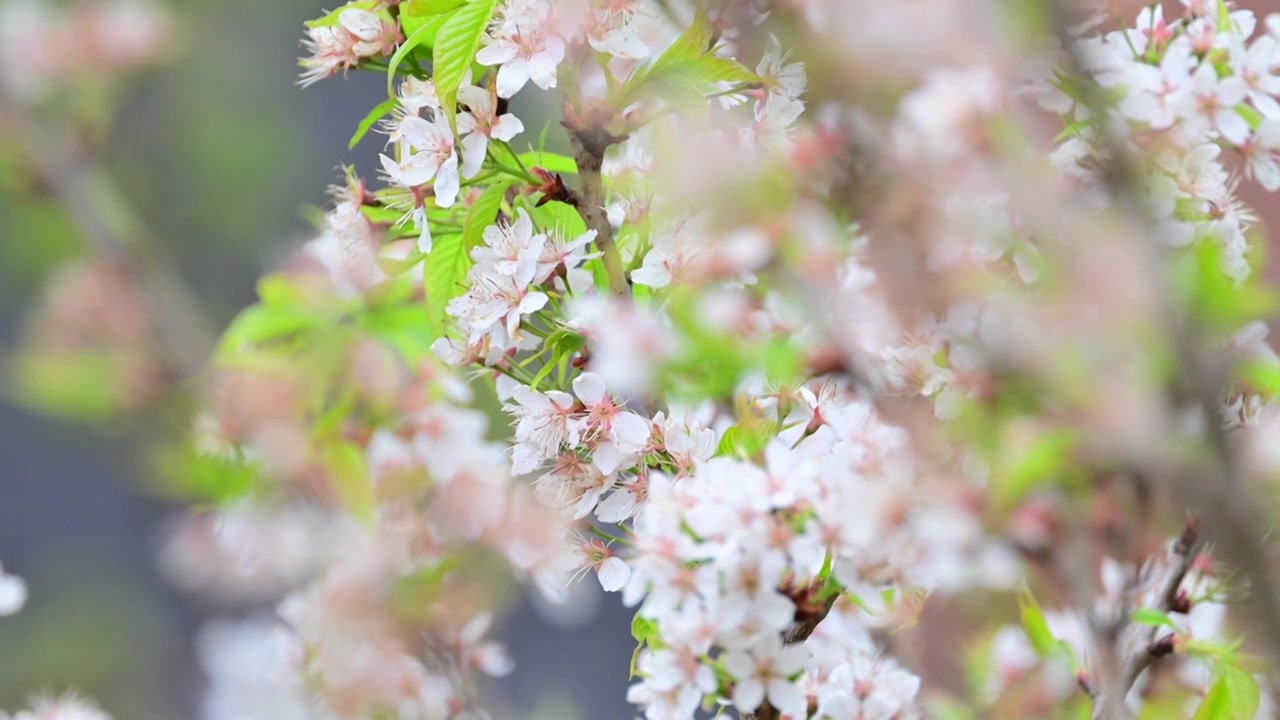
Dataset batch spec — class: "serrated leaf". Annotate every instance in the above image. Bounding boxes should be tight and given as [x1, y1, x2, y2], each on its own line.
[1193, 665, 1260, 720]
[1132, 608, 1178, 629]
[615, 10, 748, 110]
[350, 97, 399, 149]
[533, 200, 588, 239]
[433, 0, 498, 129]
[518, 150, 578, 174]
[666, 55, 759, 86]
[423, 232, 468, 336]
[401, 0, 466, 30]
[387, 14, 451, 97]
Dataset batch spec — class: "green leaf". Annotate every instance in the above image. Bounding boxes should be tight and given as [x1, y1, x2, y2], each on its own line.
[5, 352, 131, 419]
[257, 273, 306, 307]
[629, 613, 664, 679]
[665, 55, 759, 86]
[433, 0, 499, 129]
[218, 305, 320, 360]
[423, 232, 469, 337]
[518, 150, 578, 174]
[614, 10, 756, 111]
[1193, 665, 1260, 720]
[994, 427, 1078, 510]
[152, 445, 259, 505]
[632, 613, 660, 643]
[401, 0, 466, 36]
[1018, 585, 1059, 659]
[1177, 241, 1278, 331]
[387, 15, 452, 97]
[716, 424, 769, 459]
[1236, 103, 1264, 132]
[533, 200, 588, 239]
[350, 97, 399, 149]
[323, 442, 377, 525]
[1131, 608, 1178, 629]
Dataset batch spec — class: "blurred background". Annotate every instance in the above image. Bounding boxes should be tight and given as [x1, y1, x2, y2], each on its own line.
[0, 0, 632, 717]
[1, 0, 1279, 718]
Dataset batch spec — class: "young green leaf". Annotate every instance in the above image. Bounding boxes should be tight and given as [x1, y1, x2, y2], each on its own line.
[423, 230, 469, 337]
[1131, 608, 1179, 629]
[1017, 585, 1059, 659]
[349, 97, 399, 149]
[323, 442, 377, 525]
[433, 0, 499, 128]
[519, 150, 578, 174]
[386, 14, 453, 97]
[1193, 665, 1261, 720]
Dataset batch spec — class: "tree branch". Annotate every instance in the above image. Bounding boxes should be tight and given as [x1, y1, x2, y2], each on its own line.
[563, 118, 629, 296]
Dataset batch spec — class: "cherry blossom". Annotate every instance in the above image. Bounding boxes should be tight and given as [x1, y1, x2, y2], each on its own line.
[475, 0, 566, 98]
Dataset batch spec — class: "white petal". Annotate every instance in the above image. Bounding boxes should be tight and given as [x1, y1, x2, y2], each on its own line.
[495, 61, 531, 98]
[612, 412, 651, 453]
[592, 442, 625, 475]
[0, 573, 27, 616]
[765, 678, 806, 718]
[595, 489, 637, 523]
[1217, 108, 1252, 145]
[732, 678, 765, 713]
[573, 372, 607, 404]
[475, 40, 517, 67]
[492, 114, 525, 142]
[597, 557, 630, 592]
[461, 132, 489, 180]
[434, 154, 460, 208]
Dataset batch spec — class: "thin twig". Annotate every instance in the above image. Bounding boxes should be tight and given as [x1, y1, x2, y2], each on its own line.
[563, 120, 629, 296]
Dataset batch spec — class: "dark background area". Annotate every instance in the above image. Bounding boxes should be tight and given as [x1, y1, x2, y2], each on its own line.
[0, 1, 632, 717]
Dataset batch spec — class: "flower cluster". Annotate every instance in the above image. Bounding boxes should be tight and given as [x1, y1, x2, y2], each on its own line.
[299, 4, 400, 87]
[98, 0, 1280, 719]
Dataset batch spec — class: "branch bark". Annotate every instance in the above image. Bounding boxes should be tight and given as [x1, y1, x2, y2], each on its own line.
[564, 121, 629, 297]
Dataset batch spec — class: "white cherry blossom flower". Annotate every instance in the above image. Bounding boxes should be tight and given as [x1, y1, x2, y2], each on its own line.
[1180, 62, 1250, 145]
[457, 85, 525, 177]
[724, 634, 810, 718]
[475, 0, 566, 97]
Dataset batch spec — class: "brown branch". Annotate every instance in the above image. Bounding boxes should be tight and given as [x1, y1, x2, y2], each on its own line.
[562, 114, 629, 297]
[1110, 519, 1201, 712]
